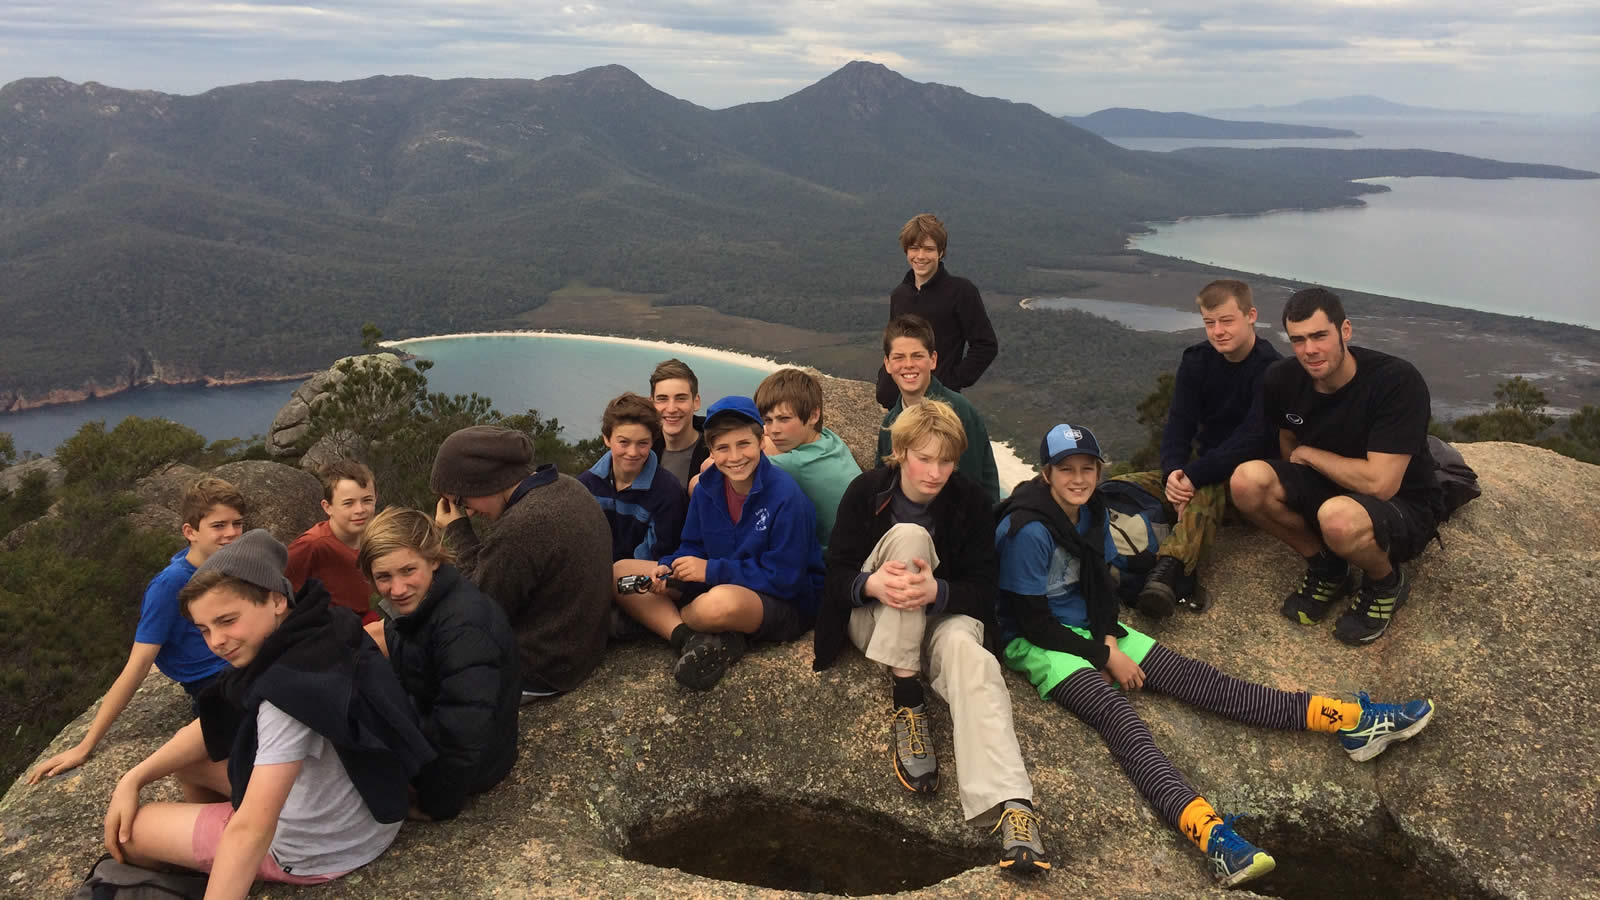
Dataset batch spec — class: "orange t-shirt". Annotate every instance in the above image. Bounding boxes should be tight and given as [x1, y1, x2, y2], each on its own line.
[285, 521, 378, 624]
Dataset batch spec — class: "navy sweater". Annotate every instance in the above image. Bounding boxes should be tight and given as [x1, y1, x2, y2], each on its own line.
[579, 451, 688, 561]
[1159, 336, 1282, 487]
[661, 454, 825, 616]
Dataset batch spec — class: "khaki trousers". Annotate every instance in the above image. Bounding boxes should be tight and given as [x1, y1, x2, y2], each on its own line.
[846, 523, 1035, 823]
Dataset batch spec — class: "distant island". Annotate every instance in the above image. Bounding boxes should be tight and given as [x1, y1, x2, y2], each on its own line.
[1064, 107, 1358, 139]
[1211, 95, 1508, 118]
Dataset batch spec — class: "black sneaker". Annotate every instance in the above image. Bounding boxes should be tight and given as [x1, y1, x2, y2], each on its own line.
[1334, 569, 1410, 645]
[672, 631, 747, 690]
[1136, 557, 1183, 618]
[1280, 563, 1358, 625]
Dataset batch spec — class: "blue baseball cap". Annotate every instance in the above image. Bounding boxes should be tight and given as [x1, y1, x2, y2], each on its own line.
[1039, 423, 1105, 466]
[703, 395, 762, 427]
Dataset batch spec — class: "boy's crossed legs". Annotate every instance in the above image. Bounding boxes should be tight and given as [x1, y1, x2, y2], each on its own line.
[845, 523, 1048, 874]
[612, 559, 803, 690]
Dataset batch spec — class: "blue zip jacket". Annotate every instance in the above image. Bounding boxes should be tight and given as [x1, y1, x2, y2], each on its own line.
[579, 451, 688, 561]
[661, 454, 825, 616]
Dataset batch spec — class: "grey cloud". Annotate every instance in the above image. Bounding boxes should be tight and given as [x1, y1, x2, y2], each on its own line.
[0, 0, 1591, 113]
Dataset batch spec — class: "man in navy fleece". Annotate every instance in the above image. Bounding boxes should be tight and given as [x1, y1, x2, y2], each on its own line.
[1115, 279, 1281, 617]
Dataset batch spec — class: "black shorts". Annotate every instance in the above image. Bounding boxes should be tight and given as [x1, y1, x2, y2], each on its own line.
[675, 583, 814, 643]
[1264, 459, 1438, 564]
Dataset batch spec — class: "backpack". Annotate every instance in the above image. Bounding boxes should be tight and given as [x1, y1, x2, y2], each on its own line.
[71, 855, 206, 900]
[1428, 436, 1481, 521]
[1095, 480, 1172, 602]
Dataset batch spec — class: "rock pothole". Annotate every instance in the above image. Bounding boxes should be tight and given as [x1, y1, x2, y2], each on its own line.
[1242, 808, 1492, 900]
[620, 792, 991, 895]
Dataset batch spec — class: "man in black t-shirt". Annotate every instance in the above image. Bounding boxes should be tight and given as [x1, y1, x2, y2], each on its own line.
[1231, 288, 1443, 645]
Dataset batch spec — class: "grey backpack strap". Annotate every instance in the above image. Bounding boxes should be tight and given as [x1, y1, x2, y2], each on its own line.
[73, 854, 207, 900]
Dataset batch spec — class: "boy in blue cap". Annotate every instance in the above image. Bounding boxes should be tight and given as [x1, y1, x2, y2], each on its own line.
[994, 422, 1437, 889]
[618, 396, 825, 690]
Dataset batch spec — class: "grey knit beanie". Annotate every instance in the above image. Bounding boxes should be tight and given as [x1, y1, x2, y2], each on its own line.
[198, 528, 293, 597]
[430, 425, 534, 498]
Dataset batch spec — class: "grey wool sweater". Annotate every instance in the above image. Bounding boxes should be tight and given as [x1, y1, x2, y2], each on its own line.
[444, 471, 614, 694]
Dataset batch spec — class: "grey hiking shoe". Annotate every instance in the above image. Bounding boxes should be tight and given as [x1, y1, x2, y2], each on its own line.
[992, 803, 1050, 875]
[891, 704, 939, 793]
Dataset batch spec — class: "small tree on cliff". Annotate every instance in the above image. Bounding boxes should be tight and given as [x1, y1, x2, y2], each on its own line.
[1107, 372, 1175, 475]
[1442, 376, 1555, 444]
[301, 345, 603, 510]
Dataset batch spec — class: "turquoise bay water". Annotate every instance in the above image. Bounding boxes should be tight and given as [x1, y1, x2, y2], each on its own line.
[0, 335, 773, 457]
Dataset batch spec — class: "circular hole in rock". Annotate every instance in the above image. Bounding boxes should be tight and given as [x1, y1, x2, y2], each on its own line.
[1242, 816, 1493, 900]
[622, 793, 991, 895]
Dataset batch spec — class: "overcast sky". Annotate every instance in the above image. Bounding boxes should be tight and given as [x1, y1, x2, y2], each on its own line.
[1, 1, 1595, 115]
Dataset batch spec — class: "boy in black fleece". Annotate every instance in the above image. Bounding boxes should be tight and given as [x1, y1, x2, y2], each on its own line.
[359, 506, 521, 822]
[102, 530, 432, 897]
[814, 400, 1047, 875]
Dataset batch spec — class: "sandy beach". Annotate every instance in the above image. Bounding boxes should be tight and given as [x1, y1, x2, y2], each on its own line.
[387, 330, 786, 373]
[386, 329, 1034, 492]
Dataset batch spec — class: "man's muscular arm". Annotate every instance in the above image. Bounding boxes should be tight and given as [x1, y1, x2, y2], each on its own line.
[1287, 446, 1410, 500]
[1278, 428, 1298, 461]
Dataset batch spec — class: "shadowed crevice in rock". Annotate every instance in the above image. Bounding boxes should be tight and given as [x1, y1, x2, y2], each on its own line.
[1243, 804, 1493, 900]
[621, 793, 990, 895]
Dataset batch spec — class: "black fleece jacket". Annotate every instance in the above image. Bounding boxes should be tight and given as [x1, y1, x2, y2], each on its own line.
[385, 563, 520, 821]
[875, 263, 999, 407]
[197, 581, 434, 823]
[994, 479, 1127, 670]
[814, 466, 999, 671]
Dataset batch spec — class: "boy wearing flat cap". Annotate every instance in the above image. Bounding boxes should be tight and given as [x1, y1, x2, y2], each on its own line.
[431, 425, 614, 700]
[616, 396, 825, 691]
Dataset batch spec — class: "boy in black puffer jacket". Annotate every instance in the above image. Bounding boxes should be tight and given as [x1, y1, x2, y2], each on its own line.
[359, 507, 521, 822]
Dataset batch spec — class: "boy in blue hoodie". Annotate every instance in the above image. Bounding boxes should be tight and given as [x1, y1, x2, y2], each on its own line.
[620, 396, 825, 690]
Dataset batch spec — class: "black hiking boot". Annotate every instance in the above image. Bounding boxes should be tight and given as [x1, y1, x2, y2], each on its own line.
[1136, 556, 1184, 618]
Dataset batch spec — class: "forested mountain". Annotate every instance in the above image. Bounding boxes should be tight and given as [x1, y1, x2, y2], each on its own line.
[0, 62, 1586, 411]
[1064, 108, 1358, 139]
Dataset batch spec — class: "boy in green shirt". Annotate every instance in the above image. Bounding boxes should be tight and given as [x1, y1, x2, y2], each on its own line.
[878, 314, 1001, 501]
[755, 368, 862, 552]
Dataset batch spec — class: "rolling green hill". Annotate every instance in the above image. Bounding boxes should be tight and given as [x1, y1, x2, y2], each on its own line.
[1, 62, 1591, 449]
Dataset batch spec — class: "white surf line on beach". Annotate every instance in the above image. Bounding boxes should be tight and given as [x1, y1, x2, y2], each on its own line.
[385, 329, 1032, 492]
[385, 330, 785, 372]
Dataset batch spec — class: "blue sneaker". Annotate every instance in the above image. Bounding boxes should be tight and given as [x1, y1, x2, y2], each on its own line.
[1339, 692, 1435, 762]
[1205, 815, 1275, 888]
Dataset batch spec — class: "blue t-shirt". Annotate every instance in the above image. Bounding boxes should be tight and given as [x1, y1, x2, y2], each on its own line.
[994, 510, 1125, 643]
[133, 549, 228, 685]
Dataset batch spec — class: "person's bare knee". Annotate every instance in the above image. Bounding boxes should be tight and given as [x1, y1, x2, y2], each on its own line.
[1229, 461, 1277, 509]
[681, 587, 762, 633]
[1317, 497, 1374, 556]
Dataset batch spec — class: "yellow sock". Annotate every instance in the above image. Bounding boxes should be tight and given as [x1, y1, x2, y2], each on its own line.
[1178, 797, 1223, 851]
[1307, 696, 1363, 733]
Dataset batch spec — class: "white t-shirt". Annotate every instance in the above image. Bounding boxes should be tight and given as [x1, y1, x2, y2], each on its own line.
[254, 700, 403, 876]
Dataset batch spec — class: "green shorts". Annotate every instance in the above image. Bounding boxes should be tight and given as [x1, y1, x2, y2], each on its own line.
[1003, 624, 1158, 699]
